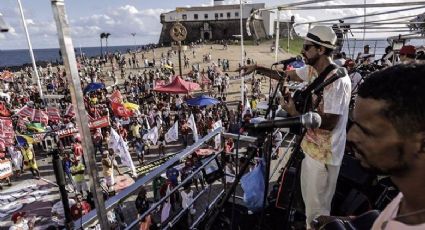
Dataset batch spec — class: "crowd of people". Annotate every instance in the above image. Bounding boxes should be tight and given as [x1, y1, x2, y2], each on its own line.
[0, 37, 270, 229]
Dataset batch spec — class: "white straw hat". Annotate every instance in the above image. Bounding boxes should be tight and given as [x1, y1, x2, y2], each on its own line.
[304, 26, 337, 50]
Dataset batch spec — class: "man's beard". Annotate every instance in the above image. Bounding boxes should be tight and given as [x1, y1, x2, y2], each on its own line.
[304, 54, 320, 66]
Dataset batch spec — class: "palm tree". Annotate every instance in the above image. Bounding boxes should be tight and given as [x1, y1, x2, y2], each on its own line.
[104, 32, 111, 54]
[100, 32, 106, 56]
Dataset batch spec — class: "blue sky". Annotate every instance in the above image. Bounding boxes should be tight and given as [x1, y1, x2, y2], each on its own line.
[0, 0, 423, 50]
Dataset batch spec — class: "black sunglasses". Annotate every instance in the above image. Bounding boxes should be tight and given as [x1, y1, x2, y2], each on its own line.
[303, 44, 316, 51]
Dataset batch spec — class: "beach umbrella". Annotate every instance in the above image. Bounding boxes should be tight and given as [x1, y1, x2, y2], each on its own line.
[83, 82, 105, 94]
[123, 102, 139, 111]
[186, 95, 219, 107]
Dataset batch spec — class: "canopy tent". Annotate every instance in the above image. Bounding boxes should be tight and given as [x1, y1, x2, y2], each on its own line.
[153, 76, 199, 94]
[83, 82, 105, 94]
[186, 95, 219, 107]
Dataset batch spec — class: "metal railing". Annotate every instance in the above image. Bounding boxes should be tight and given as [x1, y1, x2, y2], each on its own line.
[77, 127, 223, 228]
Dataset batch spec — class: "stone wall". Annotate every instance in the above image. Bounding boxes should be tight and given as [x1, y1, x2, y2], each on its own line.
[158, 19, 267, 45]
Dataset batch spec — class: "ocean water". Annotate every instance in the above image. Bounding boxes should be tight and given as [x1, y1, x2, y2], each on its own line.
[0, 45, 138, 68]
[1, 38, 424, 68]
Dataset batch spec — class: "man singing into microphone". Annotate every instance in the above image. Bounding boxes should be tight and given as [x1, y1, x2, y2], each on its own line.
[241, 25, 351, 229]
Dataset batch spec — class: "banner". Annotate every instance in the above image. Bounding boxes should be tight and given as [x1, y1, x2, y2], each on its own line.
[0, 102, 11, 117]
[0, 117, 14, 146]
[213, 120, 222, 150]
[32, 133, 46, 143]
[15, 105, 35, 118]
[33, 109, 49, 125]
[143, 126, 159, 145]
[187, 114, 199, 142]
[108, 128, 137, 176]
[57, 128, 78, 138]
[88, 116, 110, 129]
[111, 102, 133, 118]
[110, 90, 123, 104]
[0, 160, 12, 179]
[155, 80, 166, 87]
[46, 107, 61, 121]
[165, 121, 178, 143]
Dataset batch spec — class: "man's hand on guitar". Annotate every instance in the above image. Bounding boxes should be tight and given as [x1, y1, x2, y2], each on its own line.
[237, 64, 257, 75]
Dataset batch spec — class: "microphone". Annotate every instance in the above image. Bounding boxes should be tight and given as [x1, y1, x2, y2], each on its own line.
[244, 112, 321, 130]
[272, 56, 302, 66]
[311, 67, 347, 94]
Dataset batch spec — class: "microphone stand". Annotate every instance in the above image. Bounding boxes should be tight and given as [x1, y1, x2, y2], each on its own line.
[258, 65, 288, 229]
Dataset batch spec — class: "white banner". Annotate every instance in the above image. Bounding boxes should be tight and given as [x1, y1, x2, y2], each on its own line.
[108, 128, 137, 176]
[0, 160, 12, 179]
[143, 126, 159, 145]
[165, 121, 178, 143]
[187, 114, 199, 142]
[213, 120, 222, 150]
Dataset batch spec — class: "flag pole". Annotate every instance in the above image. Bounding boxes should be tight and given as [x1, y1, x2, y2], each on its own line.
[16, 0, 43, 99]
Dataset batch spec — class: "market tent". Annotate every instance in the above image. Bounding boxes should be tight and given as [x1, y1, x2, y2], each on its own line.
[186, 95, 219, 106]
[153, 76, 199, 94]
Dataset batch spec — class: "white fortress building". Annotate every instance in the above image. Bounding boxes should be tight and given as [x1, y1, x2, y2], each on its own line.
[158, 0, 280, 44]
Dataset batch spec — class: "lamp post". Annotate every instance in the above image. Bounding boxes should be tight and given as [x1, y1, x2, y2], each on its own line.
[131, 33, 136, 50]
[240, 0, 245, 104]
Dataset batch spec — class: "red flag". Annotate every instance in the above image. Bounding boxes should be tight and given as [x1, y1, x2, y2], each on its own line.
[0, 102, 11, 117]
[15, 105, 35, 118]
[110, 90, 123, 104]
[46, 107, 61, 121]
[65, 104, 75, 117]
[111, 102, 133, 118]
[33, 109, 49, 125]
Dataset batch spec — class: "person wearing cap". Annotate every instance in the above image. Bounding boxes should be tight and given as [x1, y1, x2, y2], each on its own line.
[399, 45, 417, 64]
[240, 25, 351, 229]
[356, 44, 375, 64]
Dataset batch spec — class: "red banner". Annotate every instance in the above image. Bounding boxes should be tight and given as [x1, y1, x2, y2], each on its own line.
[88, 116, 110, 129]
[0, 102, 11, 117]
[46, 107, 61, 121]
[110, 90, 123, 104]
[16, 105, 34, 118]
[112, 102, 133, 118]
[0, 117, 14, 146]
[57, 116, 110, 138]
[33, 110, 49, 125]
